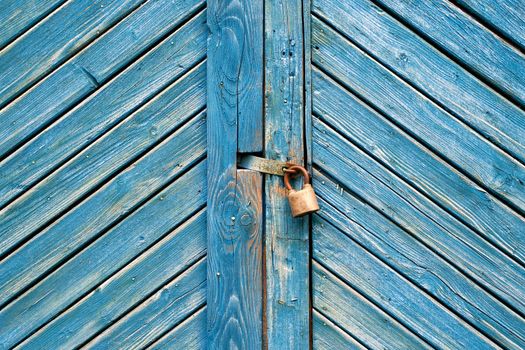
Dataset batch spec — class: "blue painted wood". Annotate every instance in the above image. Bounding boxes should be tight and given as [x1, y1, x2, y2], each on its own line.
[0, 0, 143, 107]
[312, 310, 366, 350]
[206, 0, 264, 347]
[315, 171, 525, 348]
[85, 258, 206, 349]
[312, 118, 525, 316]
[19, 211, 206, 349]
[314, 216, 496, 349]
[0, 111, 206, 307]
[0, 0, 204, 159]
[313, 68, 525, 273]
[455, 0, 525, 50]
[264, 0, 310, 348]
[0, 0, 66, 49]
[0, 11, 207, 235]
[375, 0, 525, 106]
[0, 161, 206, 347]
[311, 15, 525, 214]
[313, 262, 432, 349]
[150, 307, 207, 349]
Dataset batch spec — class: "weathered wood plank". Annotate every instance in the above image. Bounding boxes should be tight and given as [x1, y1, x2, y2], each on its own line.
[311, 16, 525, 212]
[236, 0, 264, 152]
[0, 112, 205, 307]
[149, 307, 207, 349]
[375, 0, 525, 105]
[313, 0, 525, 164]
[0, 161, 207, 348]
[0, 64, 205, 264]
[313, 68, 525, 268]
[314, 216, 496, 349]
[455, 0, 525, 50]
[312, 262, 432, 350]
[0, 0, 143, 107]
[20, 212, 206, 349]
[312, 310, 366, 350]
[0, 11, 207, 216]
[0, 0, 204, 159]
[264, 0, 310, 348]
[312, 119, 525, 316]
[85, 258, 206, 350]
[315, 171, 525, 349]
[0, 0, 66, 49]
[207, 1, 264, 347]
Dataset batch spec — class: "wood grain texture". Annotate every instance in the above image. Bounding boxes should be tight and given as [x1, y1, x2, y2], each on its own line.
[0, 0, 66, 49]
[0, 0, 143, 107]
[313, 68, 525, 268]
[315, 171, 525, 349]
[312, 310, 366, 350]
[20, 212, 207, 349]
[0, 64, 205, 266]
[0, 112, 206, 307]
[313, 0, 525, 166]
[0, 0, 204, 159]
[0, 11, 207, 218]
[313, 216, 496, 349]
[455, 0, 525, 50]
[312, 118, 525, 316]
[207, 1, 264, 347]
[264, 0, 310, 348]
[0, 161, 206, 348]
[86, 258, 206, 350]
[150, 307, 207, 349]
[312, 262, 432, 350]
[375, 0, 525, 106]
[311, 15, 525, 213]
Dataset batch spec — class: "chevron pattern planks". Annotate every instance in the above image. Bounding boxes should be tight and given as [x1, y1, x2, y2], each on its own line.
[0, 1, 208, 348]
[310, 0, 525, 349]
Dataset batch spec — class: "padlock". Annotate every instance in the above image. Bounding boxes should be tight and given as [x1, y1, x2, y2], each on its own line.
[284, 165, 320, 217]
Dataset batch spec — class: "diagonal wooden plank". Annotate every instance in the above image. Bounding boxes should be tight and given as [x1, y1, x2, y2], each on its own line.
[311, 16, 525, 213]
[312, 262, 432, 350]
[375, 0, 525, 106]
[315, 171, 525, 349]
[19, 212, 207, 349]
[313, 118, 525, 315]
[0, 112, 206, 307]
[0, 63, 205, 264]
[0, 0, 66, 49]
[312, 0, 525, 165]
[0, 11, 207, 215]
[312, 310, 366, 350]
[0, 160, 206, 348]
[0, 0, 205, 159]
[455, 0, 525, 50]
[85, 258, 206, 350]
[313, 68, 525, 270]
[149, 307, 207, 349]
[206, 0, 264, 348]
[0, 0, 143, 107]
[264, 0, 310, 348]
[314, 216, 496, 349]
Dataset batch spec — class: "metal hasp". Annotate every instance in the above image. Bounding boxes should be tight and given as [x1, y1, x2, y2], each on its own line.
[238, 154, 294, 176]
[284, 165, 320, 217]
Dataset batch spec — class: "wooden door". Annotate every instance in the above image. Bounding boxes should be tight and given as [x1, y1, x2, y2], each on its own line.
[0, 1, 208, 348]
[309, 0, 525, 349]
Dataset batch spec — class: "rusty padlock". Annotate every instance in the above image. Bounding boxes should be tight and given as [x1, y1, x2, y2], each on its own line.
[284, 165, 320, 217]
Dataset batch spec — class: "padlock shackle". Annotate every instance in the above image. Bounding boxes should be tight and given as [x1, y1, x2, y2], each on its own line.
[283, 165, 310, 190]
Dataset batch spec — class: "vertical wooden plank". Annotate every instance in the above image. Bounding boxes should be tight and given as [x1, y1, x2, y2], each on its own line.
[264, 0, 310, 348]
[237, 0, 264, 153]
[207, 0, 264, 348]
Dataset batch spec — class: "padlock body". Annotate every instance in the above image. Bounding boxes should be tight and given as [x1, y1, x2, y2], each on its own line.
[287, 184, 320, 217]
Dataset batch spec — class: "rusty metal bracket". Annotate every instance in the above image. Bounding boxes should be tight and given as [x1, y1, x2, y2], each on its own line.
[238, 155, 295, 176]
